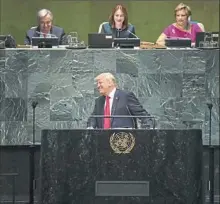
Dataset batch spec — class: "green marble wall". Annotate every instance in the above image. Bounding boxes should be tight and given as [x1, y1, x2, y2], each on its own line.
[0, 0, 219, 44]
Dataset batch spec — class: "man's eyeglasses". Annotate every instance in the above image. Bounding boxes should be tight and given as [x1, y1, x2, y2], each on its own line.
[40, 21, 52, 26]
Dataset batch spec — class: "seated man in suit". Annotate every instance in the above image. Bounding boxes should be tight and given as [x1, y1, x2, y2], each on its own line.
[87, 73, 152, 129]
[98, 4, 136, 38]
[24, 9, 66, 45]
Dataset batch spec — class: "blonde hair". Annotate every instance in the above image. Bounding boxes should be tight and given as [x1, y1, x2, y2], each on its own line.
[174, 3, 192, 17]
[95, 72, 117, 85]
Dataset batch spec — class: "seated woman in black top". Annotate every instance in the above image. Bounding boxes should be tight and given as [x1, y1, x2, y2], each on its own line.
[98, 4, 136, 38]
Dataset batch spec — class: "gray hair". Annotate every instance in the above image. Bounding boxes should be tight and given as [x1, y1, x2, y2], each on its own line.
[37, 9, 53, 22]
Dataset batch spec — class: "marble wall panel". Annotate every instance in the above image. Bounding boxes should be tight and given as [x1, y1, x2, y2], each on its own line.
[0, 49, 218, 145]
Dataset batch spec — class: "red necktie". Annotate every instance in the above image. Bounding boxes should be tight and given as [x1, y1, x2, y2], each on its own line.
[104, 96, 111, 129]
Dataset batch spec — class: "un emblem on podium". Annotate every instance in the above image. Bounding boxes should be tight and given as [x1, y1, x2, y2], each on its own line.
[110, 132, 135, 154]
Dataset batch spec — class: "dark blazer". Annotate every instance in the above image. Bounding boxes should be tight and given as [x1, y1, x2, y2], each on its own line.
[88, 89, 152, 129]
[99, 22, 136, 38]
[24, 25, 66, 45]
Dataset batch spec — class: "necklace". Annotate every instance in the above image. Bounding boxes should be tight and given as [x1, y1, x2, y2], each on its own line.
[175, 23, 191, 32]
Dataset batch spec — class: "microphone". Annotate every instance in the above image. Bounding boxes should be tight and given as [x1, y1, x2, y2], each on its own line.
[206, 103, 213, 146]
[127, 30, 139, 39]
[29, 100, 38, 204]
[31, 101, 38, 109]
[126, 105, 136, 128]
[207, 103, 213, 111]
[206, 102, 214, 204]
[116, 29, 122, 38]
[35, 31, 57, 38]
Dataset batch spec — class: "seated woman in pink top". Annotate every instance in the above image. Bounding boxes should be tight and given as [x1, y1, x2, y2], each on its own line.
[156, 3, 205, 46]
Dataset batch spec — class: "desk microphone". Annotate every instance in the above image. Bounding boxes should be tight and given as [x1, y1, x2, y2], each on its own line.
[35, 31, 57, 38]
[127, 30, 140, 39]
[116, 29, 122, 38]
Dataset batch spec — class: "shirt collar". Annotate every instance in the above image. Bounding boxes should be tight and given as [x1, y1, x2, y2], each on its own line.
[108, 88, 116, 99]
[39, 31, 51, 38]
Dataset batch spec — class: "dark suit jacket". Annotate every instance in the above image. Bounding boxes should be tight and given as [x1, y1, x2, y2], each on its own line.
[24, 25, 66, 45]
[88, 89, 152, 129]
[100, 22, 136, 38]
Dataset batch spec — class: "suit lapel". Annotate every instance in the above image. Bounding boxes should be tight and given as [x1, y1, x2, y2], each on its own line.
[111, 89, 119, 124]
[99, 96, 105, 128]
[50, 26, 54, 35]
[34, 27, 41, 37]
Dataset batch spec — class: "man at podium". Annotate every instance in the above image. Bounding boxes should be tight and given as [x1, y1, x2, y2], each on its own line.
[87, 73, 151, 129]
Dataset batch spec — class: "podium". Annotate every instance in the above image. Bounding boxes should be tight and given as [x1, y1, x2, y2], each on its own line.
[40, 129, 202, 204]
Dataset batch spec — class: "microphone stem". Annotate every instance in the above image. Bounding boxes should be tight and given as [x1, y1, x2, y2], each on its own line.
[29, 105, 37, 204]
[117, 30, 120, 38]
[208, 104, 214, 204]
[209, 107, 211, 146]
[33, 107, 36, 144]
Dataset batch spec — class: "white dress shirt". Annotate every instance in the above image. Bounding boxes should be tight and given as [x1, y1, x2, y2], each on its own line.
[105, 88, 116, 114]
[40, 32, 52, 38]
